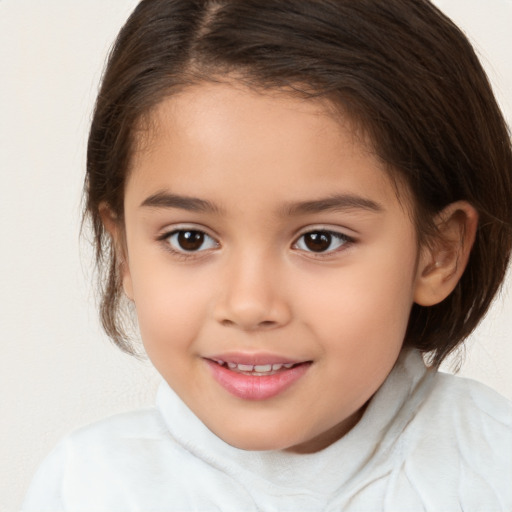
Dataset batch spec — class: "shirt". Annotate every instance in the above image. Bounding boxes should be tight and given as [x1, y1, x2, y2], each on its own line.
[22, 349, 512, 511]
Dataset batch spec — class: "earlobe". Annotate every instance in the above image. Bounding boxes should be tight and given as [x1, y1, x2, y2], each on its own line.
[414, 201, 478, 307]
[98, 203, 134, 301]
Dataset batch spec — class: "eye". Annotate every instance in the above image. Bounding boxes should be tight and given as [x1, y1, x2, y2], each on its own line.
[166, 229, 218, 253]
[294, 230, 351, 253]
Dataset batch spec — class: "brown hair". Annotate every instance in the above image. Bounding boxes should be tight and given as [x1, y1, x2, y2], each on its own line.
[85, 0, 512, 366]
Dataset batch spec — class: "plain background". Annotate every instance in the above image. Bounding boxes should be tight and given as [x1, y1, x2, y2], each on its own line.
[1, 1, 511, 510]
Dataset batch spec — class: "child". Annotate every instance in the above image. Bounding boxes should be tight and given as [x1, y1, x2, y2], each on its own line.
[23, 0, 512, 510]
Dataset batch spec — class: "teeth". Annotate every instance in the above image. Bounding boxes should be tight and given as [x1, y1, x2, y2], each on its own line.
[212, 359, 297, 373]
[254, 364, 272, 372]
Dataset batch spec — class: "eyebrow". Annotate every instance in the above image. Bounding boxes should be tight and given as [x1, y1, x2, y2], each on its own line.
[283, 194, 384, 216]
[140, 191, 221, 213]
[140, 191, 383, 216]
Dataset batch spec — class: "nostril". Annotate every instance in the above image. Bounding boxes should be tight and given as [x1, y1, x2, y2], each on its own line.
[219, 318, 277, 329]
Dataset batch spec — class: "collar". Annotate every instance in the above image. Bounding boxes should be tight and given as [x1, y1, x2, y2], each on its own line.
[156, 349, 434, 496]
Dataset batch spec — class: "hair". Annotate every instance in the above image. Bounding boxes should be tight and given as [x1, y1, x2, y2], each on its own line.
[85, 0, 512, 367]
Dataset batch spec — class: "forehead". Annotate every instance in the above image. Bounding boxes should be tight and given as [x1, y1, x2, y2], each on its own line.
[126, 82, 408, 215]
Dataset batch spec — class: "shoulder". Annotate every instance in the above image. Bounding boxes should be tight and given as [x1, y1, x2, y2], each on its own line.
[427, 370, 512, 429]
[22, 406, 172, 511]
[67, 405, 169, 445]
[418, 371, 512, 466]
[395, 370, 512, 511]
[54, 405, 173, 462]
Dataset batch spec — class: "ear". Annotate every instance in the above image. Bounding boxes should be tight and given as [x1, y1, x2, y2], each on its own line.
[414, 201, 478, 306]
[99, 203, 134, 300]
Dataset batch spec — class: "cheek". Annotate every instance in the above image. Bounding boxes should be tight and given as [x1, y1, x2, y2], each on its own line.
[297, 249, 417, 353]
[298, 260, 414, 410]
[129, 258, 213, 354]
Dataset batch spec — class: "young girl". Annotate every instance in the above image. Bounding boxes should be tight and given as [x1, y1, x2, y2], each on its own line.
[23, 0, 512, 510]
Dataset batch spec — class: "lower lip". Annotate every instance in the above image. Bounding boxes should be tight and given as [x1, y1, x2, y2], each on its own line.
[206, 360, 311, 401]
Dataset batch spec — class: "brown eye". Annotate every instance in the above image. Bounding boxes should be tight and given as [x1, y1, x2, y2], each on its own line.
[178, 231, 204, 251]
[303, 232, 332, 252]
[295, 230, 350, 253]
[167, 230, 218, 252]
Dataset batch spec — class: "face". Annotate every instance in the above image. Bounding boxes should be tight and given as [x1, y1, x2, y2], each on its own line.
[119, 82, 424, 453]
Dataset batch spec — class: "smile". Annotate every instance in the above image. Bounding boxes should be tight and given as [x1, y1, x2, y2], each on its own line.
[205, 356, 312, 400]
[211, 359, 296, 375]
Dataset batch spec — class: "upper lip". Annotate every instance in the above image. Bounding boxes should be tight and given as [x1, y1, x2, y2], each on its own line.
[205, 352, 307, 366]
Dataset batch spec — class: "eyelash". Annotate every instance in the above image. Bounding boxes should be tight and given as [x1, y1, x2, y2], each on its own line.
[157, 229, 219, 260]
[157, 227, 354, 260]
[292, 230, 353, 256]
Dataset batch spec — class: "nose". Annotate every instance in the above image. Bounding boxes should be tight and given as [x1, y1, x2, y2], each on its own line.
[214, 252, 291, 331]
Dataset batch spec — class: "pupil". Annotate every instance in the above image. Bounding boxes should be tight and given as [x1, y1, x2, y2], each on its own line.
[178, 231, 204, 251]
[304, 232, 331, 252]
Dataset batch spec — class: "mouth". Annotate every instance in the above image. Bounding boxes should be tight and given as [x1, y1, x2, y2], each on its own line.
[210, 359, 300, 376]
[204, 355, 312, 400]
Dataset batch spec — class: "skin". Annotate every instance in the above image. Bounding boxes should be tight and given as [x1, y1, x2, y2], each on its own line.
[105, 82, 477, 453]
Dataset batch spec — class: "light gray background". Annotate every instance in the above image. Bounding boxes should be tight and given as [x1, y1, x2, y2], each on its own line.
[1, 1, 511, 510]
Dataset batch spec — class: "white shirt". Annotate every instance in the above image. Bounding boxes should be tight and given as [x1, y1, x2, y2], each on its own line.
[22, 350, 512, 511]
